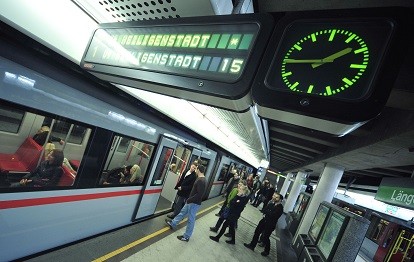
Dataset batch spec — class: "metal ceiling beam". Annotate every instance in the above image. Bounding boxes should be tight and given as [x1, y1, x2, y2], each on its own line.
[269, 126, 342, 147]
[270, 137, 325, 154]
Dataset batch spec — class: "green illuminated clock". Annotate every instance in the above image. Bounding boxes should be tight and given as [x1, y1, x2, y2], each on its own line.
[265, 19, 394, 100]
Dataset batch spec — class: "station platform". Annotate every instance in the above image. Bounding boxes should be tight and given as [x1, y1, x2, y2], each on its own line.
[23, 196, 297, 262]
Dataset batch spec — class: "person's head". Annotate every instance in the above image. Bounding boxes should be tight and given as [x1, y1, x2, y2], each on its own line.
[37, 126, 50, 134]
[238, 182, 249, 195]
[272, 192, 283, 203]
[196, 165, 205, 176]
[46, 149, 64, 166]
[190, 162, 197, 172]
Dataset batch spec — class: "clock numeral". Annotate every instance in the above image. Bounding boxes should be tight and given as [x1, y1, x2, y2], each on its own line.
[282, 72, 292, 77]
[342, 78, 353, 86]
[354, 47, 368, 54]
[345, 34, 356, 43]
[329, 30, 336, 41]
[290, 82, 299, 91]
[350, 64, 367, 69]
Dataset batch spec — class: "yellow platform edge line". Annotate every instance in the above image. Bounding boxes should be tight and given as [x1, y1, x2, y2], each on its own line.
[92, 201, 224, 262]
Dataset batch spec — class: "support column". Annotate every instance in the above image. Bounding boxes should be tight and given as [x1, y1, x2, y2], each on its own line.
[294, 163, 344, 241]
[284, 171, 307, 213]
[279, 172, 293, 198]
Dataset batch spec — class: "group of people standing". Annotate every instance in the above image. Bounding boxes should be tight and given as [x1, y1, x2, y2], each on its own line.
[164, 164, 283, 257]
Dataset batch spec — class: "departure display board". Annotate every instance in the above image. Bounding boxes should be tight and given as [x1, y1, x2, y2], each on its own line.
[81, 14, 275, 111]
[84, 25, 256, 83]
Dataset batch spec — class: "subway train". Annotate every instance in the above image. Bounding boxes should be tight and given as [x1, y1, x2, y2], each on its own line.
[331, 198, 414, 261]
[0, 21, 253, 261]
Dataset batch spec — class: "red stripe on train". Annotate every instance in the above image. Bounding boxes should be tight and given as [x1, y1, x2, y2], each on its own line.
[0, 188, 162, 209]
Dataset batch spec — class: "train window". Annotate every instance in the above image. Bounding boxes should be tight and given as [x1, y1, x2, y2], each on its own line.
[151, 147, 174, 186]
[218, 164, 229, 181]
[0, 104, 24, 133]
[170, 145, 192, 176]
[0, 109, 91, 189]
[100, 135, 154, 186]
[42, 118, 87, 145]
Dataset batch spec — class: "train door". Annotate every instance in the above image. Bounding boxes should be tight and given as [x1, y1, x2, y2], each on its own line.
[208, 156, 230, 198]
[197, 150, 217, 199]
[385, 228, 414, 262]
[155, 145, 200, 213]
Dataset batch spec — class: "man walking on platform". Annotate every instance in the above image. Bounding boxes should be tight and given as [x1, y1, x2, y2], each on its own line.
[244, 193, 284, 256]
[165, 165, 207, 242]
[167, 162, 197, 219]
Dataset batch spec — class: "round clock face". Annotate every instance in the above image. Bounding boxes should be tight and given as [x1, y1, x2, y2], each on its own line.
[264, 20, 394, 101]
[281, 29, 369, 97]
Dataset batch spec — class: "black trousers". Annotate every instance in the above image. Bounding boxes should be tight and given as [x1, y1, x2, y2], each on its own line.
[249, 218, 275, 253]
[216, 219, 236, 242]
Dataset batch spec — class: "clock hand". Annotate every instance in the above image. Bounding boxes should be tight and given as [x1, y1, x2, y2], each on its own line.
[284, 58, 334, 64]
[312, 47, 353, 68]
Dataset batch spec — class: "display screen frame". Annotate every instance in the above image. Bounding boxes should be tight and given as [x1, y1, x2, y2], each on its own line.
[316, 210, 348, 260]
[81, 13, 276, 101]
[308, 203, 330, 243]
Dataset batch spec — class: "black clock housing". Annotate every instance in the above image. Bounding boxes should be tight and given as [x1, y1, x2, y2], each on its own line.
[252, 7, 412, 125]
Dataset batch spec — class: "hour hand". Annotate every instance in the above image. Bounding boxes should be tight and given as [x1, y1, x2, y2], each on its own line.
[311, 48, 353, 68]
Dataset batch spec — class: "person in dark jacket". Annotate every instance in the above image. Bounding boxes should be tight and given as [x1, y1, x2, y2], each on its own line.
[166, 165, 207, 242]
[103, 165, 132, 185]
[209, 182, 250, 244]
[244, 193, 284, 257]
[261, 184, 275, 212]
[11, 149, 64, 187]
[32, 126, 64, 146]
[167, 162, 197, 219]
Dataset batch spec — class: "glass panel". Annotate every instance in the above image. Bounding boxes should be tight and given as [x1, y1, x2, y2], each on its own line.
[218, 164, 229, 181]
[151, 147, 174, 186]
[0, 104, 24, 133]
[309, 204, 330, 243]
[317, 211, 346, 260]
[1, 110, 91, 189]
[170, 145, 191, 176]
[99, 135, 154, 186]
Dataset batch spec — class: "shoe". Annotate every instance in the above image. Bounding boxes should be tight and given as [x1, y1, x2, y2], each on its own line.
[261, 251, 269, 256]
[165, 219, 174, 230]
[167, 214, 175, 219]
[225, 240, 235, 245]
[244, 243, 254, 251]
[177, 235, 189, 242]
[215, 213, 220, 217]
[224, 232, 231, 238]
[209, 236, 219, 242]
[210, 227, 218, 232]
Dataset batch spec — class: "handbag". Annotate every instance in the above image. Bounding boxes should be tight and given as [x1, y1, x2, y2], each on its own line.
[221, 206, 230, 219]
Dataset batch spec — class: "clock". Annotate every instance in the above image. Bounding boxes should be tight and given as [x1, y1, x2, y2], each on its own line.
[265, 19, 394, 100]
[251, 8, 410, 134]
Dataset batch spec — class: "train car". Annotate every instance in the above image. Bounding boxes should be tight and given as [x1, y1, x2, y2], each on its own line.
[331, 198, 414, 261]
[0, 21, 252, 261]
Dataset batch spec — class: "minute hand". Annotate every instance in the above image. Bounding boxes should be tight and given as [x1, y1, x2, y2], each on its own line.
[284, 58, 334, 63]
[311, 47, 353, 68]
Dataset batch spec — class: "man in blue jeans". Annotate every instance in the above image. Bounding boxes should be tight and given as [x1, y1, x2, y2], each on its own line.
[165, 164, 207, 242]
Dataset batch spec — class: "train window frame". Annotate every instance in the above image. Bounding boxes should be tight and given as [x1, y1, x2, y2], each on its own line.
[151, 146, 175, 186]
[99, 134, 155, 187]
[0, 102, 94, 192]
[0, 104, 25, 133]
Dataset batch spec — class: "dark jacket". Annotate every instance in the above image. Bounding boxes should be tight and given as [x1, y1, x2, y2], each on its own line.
[227, 194, 249, 222]
[33, 132, 61, 146]
[23, 160, 63, 187]
[175, 169, 197, 198]
[106, 167, 125, 184]
[262, 201, 284, 229]
[187, 177, 207, 205]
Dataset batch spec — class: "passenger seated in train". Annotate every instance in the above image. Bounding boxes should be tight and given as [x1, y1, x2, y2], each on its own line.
[128, 164, 142, 184]
[10, 149, 64, 187]
[33, 126, 65, 146]
[102, 165, 133, 185]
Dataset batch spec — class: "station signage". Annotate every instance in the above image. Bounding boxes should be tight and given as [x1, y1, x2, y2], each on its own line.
[375, 178, 414, 210]
[81, 14, 275, 112]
